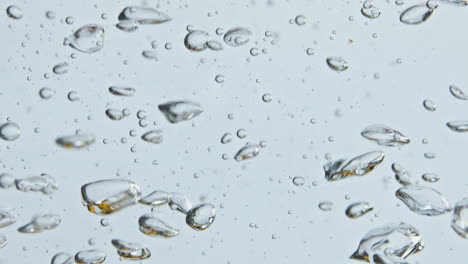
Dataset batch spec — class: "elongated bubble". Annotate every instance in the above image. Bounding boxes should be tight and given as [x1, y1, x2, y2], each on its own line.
[361, 125, 410, 147]
[81, 179, 141, 215]
[15, 174, 58, 194]
[64, 24, 104, 53]
[326, 56, 348, 72]
[141, 130, 163, 144]
[447, 121, 468, 132]
[51, 252, 74, 264]
[396, 185, 451, 216]
[138, 214, 180, 238]
[116, 20, 140, 32]
[422, 173, 439, 183]
[18, 214, 61, 233]
[441, 0, 467, 6]
[223, 27, 252, 46]
[452, 198, 468, 238]
[158, 101, 203, 123]
[206, 40, 223, 51]
[142, 50, 158, 60]
[56, 134, 95, 149]
[105, 108, 125, 121]
[0, 210, 15, 228]
[318, 201, 334, 211]
[324, 151, 385, 181]
[221, 133, 233, 144]
[449, 85, 468, 100]
[400, 4, 435, 25]
[350, 223, 424, 262]
[168, 192, 192, 214]
[53, 62, 69, 75]
[6, 5, 23, 19]
[345, 202, 373, 219]
[39, 87, 55, 99]
[108, 86, 135, 96]
[0, 233, 6, 248]
[75, 249, 106, 264]
[234, 144, 260, 161]
[139, 190, 170, 206]
[392, 163, 416, 186]
[111, 239, 151, 260]
[118, 6, 171, 25]
[186, 203, 216, 231]
[423, 99, 436, 111]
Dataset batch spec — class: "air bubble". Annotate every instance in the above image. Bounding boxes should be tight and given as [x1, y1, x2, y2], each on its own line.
[224, 27, 252, 47]
[6, 5, 23, 19]
[0, 122, 20, 141]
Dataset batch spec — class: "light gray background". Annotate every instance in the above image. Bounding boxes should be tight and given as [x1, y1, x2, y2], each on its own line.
[0, 0, 467, 263]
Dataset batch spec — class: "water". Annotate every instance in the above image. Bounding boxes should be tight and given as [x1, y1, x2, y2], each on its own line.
[1, 0, 467, 263]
